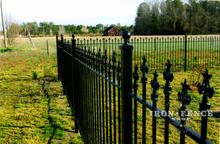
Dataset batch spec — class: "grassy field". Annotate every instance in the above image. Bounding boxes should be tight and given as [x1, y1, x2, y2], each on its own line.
[0, 45, 83, 143]
[0, 36, 219, 143]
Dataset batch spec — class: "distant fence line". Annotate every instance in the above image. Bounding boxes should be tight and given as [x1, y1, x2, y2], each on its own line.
[56, 31, 216, 143]
[72, 34, 220, 71]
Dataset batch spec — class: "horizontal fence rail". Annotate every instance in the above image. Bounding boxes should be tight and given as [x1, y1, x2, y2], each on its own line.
[56, 32, 217, 144]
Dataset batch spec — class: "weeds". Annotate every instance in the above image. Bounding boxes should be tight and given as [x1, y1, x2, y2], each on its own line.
[188, 66, 205, 91]
[32, 71, 38, 80]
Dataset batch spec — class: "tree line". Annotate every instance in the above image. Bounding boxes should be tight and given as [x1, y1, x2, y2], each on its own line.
[4, 0, 219, 42]
[5, 22, 133, 37]
[134, 0, 220, 35]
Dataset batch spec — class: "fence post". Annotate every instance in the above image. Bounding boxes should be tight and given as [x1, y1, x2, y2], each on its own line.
[184, 33, 187, 71]
[121, 31, 133, 144]
[56, 34, 60, 80]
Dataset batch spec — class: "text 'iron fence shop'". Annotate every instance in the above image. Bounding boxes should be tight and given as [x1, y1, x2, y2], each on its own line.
[56, 32, 216, 144]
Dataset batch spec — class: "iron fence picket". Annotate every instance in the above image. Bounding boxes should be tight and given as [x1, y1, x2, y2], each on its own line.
[108, 57, 113, 144]
[151, 71, 160, 144]
[112, 51, 117, 144]
[133, 64, 139, 144]
[117, 60, 121, 144]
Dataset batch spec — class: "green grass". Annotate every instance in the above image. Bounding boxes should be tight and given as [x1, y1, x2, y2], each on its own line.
[13, 37, 56, 50]
[0, 46, 83, 143]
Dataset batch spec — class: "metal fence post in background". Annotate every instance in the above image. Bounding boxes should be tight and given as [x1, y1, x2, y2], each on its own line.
[46, 40, 49, 56]
[121, 31, 133, 144]
[184, 33, 187, 71]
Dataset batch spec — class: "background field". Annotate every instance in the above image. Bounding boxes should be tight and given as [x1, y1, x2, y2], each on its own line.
[74, 35, 220, 71]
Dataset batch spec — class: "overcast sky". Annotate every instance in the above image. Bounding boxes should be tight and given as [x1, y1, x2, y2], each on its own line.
[1, 0, 148, 26]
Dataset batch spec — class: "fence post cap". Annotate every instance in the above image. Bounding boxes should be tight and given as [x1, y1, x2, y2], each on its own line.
[122, 30, 131, 43]
[72, 34, 75, 39]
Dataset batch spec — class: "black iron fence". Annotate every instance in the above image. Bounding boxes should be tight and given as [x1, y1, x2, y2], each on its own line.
[75, 34, 220, 71]
[56, 32, 216, 144]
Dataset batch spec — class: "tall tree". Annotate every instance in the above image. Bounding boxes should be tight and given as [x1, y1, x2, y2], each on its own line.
[134, 0, 219, 35]
[26, 22, 39, 35]
[151, 2, 160, 34]
[7, 23, 21, 45]
[96, 24, 104, 33]
[134, 2, 151, 34]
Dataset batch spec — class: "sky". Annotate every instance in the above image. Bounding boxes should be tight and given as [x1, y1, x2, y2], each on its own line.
[1, 0, 147, 26]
